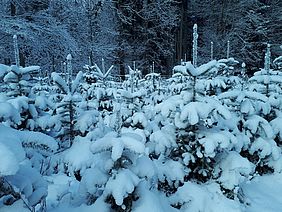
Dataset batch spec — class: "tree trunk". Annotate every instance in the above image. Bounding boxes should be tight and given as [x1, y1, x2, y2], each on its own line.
[11, 2, 16, 16]
[69, 102, 74, 146]
[175, 0, 190, 63]
[19, 52, 25, 67]
[118, 50, 125, 81]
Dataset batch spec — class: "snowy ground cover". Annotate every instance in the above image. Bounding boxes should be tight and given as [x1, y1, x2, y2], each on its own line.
[29, 173, 282, 212]
[243, 173, 282, 212]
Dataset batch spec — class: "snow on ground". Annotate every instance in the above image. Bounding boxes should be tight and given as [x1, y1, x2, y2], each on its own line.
[170, 181, 242, 212]
[43, 173, 282, 212]
[48, 198, 111, 212]
[0, 200, 30, 212]
[243, 173, 282, 212]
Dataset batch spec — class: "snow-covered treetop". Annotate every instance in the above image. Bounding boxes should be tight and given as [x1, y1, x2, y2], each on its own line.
[210, 41, 214, 60]
[84, 58, 114, 82]
[227, 40, 230, 58]
[192, 23, 198, 67]
[264, 44, 271, 72]
[67, 53, 72, 61]
[51, 71, 83, 94]
[13, 34, 20, 67]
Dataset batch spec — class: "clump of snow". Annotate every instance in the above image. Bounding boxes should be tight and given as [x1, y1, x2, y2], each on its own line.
[71, 71, 83, 93]
[45, 174, 77, 210]
[249, 137, 280, 160]
[20, 130, 58, 155]
[90, 131, 145, 162]
[240, 99, 255, 114]
[173, 61, 218, 77]
[271, 114, 282, 139]
[21, 65, 40, 74]
[36, 114, 61, 131]
[155, 157, 185, 185]
[196, 60, 218, 76]
[173, 64, 189, 75]
[104, 169, 140, 206]
[0, 102, 21, 124]
[244, 115, 273, 138]
[0, 142, 19, 176]
[155, 95, 183, 118]
[170, 182, 241, 212]
[48, 197, 110, 212]
[175, 100, 231, 128]
[6, 163, 48, 206]
[218, 90, 268, 102]
[198, 132, 237, 157]
[119, 88, 146, 99]
[148, 125, 176, 155]
[132, 156, 156, 179]
[179, 102, 211, 126]
[132, 182, 177, 212]
[132, 112, 148, 128]
[214, 152, 254, 190]
[66, 54, 72, 61]
[35, 95, 53, 110]
[0, 200, 30, 212]
[8, 96, 29, 113]
[145, 73, 160, 80]
[0, 124, 26, 164]
[52, 72, 69, 94]
[78, 167, 108, 197]
[76, 110, 99, 134]
[64, 138, 94, 173]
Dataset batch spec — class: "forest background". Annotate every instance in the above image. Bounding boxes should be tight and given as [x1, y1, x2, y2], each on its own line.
[0, 0, 281, 77]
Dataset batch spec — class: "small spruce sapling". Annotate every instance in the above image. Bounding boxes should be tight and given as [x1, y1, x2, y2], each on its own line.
[192, 24, 198, 101]
[227, 40, 230, 59]
[89, 127, 146, 210]
[1, 35, 44, 130]
[84, 59, 115, 112]
[249, 44, 282, 121]
[84, 58, 114, 86]
[52, 54, 83, 148]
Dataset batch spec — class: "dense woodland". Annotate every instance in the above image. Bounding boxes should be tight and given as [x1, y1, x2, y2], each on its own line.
[0, 0, 281, 76]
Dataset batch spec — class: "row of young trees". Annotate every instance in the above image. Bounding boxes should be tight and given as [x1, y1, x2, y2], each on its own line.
[190, 0, 282, 72]
[0, 0, 281, 75]
[1, 27, 282, 211]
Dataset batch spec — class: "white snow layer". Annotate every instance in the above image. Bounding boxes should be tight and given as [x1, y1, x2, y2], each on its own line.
[215, 151, 254, 190]
[0, 102, 21, 124]
[170, 181, 241, 212]
[104, 169, 140, 206]
[90, 131, 145, 161]
[0, 142, 20, 176]
[64, 138, 94, 173]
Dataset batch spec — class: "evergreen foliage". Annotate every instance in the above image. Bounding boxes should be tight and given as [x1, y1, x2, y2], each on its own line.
[1, 16, 282, 212]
